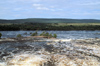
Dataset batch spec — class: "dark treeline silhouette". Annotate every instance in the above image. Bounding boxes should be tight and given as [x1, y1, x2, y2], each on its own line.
[0, 23, 100, 31]
[0, 18, 100, 23]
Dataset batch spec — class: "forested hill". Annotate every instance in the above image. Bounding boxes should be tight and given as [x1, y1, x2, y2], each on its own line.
[0, 18, 100, 23]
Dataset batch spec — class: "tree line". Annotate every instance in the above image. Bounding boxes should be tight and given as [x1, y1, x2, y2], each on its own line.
[0, 23, 100, 31]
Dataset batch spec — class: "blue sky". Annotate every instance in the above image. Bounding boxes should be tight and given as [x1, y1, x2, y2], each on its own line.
[0, 0, 100, 19]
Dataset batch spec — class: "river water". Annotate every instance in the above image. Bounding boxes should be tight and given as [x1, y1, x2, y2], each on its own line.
[0, 31, 100, 66]
[0, 30, 100, 39]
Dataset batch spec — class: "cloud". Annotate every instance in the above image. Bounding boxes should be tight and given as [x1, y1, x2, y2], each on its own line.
[33, 4, 50, 10]
[33, 4, 62, 11]
[33, 4, 42, 7]
[36, 7, 49, 10]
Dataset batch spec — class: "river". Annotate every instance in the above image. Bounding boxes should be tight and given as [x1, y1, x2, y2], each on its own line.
[0, 30, 100, 39]
[0, 31, 100, 66]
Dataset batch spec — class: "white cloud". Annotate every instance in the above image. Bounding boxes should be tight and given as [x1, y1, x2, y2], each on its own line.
[36, 7, 49, 10]
[33, 4, 49, 10]
[33, 4, 42, 7]
[33, 4, 63, 11]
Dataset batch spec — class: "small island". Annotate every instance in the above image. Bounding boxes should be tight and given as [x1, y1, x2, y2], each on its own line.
[0, 31, 57, 42]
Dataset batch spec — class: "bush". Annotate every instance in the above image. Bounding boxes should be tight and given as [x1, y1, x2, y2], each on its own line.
[45, 32, 49, 37]
[53, 34, 57, 38]
[40, 31, 45, 36]
[17, 34, 22, 38]
[40, 31, 57, 38]
[31, 31, 38, 36]
[40, 32, 50, 37]
[30, 32, 32, 34]
[40, 32, 56, 38]
[0, 33, 2, 39]
[49, 34, 52, 38]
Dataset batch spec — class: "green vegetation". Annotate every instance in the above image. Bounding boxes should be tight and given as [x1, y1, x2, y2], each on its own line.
[40, 31, 45, 36]
[0, 18, 100, 30]
[31, 31, 38, 36]
[49, 34, 53, 38]
[45, 32, 49, 37]
[0, 33, 2, 39]
[53, 34, 57, 38]
[39, 31, 57, 38]
[32, 31, 57, 38]
[0, 18, 100, 23]
[17, 34, 22, 38]
[0, 23, 100, 30]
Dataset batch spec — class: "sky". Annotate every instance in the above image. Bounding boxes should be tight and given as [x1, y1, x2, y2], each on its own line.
[0, 0, 100, 19]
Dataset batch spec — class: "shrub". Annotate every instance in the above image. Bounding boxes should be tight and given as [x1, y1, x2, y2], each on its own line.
[49, 34, 52, 38]
[30, 32, 32, 34]
[45, 32, 49, 37]
[17, 34, 22, 38]
[40, 31, 45, 36]
[40, 32, 57, 38]
[31, 31, 38, 36]
[53, 34, 57, 38]
[0, 33, 2, 39]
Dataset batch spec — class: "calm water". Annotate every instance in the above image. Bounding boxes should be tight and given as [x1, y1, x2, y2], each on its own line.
[0, 30, 100, 39]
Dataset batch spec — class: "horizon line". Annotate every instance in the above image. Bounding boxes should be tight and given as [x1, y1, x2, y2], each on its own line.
[0, 18, 100, 20]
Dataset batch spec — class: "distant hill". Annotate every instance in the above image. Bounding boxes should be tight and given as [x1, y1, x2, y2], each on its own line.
[0, 18, 100, 23]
